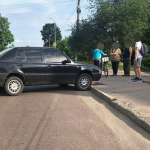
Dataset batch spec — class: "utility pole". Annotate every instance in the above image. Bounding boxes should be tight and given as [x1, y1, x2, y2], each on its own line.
[75, 0, 81, 61]
[49, 17, 57, 48]
[77, 0, 81, 29]
[49, 34, 50, 47]
[54, 23, 56, 48]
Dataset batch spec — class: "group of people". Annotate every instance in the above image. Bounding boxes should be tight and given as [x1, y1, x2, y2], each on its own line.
[91, 33, 143, 82]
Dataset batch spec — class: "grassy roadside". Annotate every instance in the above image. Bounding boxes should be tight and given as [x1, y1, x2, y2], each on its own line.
[80, 60, 149, 72]
[108, 61, 135, 71]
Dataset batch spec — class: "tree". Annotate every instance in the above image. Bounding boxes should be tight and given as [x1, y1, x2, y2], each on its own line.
[41, 23, 62, 47]
[56, 37, 73, 58]
[0, 14, 14, 51]
[88, 0, 150, 48]
[68, 0, 150, 64]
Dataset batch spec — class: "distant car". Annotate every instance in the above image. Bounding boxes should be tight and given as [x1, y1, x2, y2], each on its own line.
[0, 47, 101, 96]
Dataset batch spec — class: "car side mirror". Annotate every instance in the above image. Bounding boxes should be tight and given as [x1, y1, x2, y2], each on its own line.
[62, 59, 71, 64]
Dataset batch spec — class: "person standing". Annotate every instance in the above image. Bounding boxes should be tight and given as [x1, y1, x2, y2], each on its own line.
[122, 40, 132, 76]
[91, 48, 106, 68]
[110, 42, 122, 76]
[132, 33, 143, 82]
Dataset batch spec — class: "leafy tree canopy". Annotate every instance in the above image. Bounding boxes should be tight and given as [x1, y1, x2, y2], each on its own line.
[57, 37, 73, 58]
[0, 14, 14, 51]
[41, 23, 62, 47]
[88, 0, 150, 48]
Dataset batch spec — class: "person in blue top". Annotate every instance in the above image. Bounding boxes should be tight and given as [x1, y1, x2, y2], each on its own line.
[91, 48, 106, 68]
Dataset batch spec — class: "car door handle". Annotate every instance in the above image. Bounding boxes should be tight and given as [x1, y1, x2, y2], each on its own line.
[17, 64, 23, 66]
[47, 65, 51, 68]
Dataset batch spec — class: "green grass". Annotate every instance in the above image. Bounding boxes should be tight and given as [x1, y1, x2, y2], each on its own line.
[112, 98, 118, 101]
[108, 61, 134, 71]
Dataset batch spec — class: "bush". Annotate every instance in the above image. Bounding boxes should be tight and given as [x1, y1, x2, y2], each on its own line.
[0, 45, 6, 52]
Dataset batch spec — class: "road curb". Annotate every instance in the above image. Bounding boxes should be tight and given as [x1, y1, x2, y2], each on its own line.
[91, 86, 150, 134]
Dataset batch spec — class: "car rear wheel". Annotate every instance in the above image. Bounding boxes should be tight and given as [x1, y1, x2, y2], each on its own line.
[4, 76, 24, 96]
[75, 73, 92, 91]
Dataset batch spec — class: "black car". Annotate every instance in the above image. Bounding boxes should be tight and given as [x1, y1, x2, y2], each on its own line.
[0, 47, 101, 96]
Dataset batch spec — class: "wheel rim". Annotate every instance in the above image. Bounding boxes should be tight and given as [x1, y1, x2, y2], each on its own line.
[8, 80, 21, 94]
[79, 76, 90, 89]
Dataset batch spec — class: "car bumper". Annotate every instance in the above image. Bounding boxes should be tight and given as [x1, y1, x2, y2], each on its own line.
[92, 73, 101, 81]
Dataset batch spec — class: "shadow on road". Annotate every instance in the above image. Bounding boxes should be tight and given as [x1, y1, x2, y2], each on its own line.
[0, 86, 5, 96]
[0, 84, 77, 96]
[23, 85, 76, 93]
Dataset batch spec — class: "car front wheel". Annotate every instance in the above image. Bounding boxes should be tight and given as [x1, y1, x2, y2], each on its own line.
[75, 73, 92, 91]
[4, 76, 24, 96]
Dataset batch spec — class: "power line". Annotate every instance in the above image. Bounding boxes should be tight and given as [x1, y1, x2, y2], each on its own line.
[59, 0, 73, 19]
[0, 0, 77, 10]
[2, 3, 77, 17]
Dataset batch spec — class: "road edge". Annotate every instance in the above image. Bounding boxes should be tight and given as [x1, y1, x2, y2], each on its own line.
[91, 86, 150, 134]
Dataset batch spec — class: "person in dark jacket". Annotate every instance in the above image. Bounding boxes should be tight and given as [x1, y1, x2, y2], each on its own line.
[122, 45, 132, 76]
[122, 39, 132, 76]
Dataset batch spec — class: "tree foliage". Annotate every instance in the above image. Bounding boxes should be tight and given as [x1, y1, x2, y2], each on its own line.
[68, 0, 150, 69]
[0, 14, 14, 51]
[57, 37, 73, 58]
[41, 23, 62, 47]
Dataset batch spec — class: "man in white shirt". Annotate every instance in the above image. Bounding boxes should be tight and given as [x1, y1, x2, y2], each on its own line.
[132, 33, 143, 82]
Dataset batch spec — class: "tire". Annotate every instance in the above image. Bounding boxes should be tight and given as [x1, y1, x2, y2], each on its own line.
[59, 84, 68, 86]
[104, 69, 108, 77]
[4, 76, 24, 96]
[75, 73, 92, 91]
[103, 62, 108, 77]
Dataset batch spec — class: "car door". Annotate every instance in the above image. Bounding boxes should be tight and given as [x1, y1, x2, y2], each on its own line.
[43, 48, 75, 84]
[15, 48, 46, 85]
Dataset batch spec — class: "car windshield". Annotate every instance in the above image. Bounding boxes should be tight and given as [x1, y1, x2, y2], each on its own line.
[0, 48, 13, 58]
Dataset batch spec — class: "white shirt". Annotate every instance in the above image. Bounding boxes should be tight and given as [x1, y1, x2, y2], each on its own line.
[135, 41, 142, 58]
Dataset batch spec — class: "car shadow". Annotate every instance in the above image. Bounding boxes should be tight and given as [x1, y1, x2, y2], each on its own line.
[0, 85, 77, 96]
[23, 84, 76, 94]
[0, 87, 6, 96]
[0, 83, 108, 96]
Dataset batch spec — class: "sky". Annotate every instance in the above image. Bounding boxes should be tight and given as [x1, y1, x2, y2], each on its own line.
[0, 0, 91, 47]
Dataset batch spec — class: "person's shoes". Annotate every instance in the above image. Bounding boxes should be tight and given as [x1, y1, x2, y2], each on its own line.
[134, 78, 142, 82]
[131, 77, 138, 81]
[125, 75, 130, 77]
[114, 74, 117, 76]
[122, 75, 130, 77]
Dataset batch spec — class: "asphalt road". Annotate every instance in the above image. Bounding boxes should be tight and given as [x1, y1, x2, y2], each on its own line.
[0, 85, 150, 150]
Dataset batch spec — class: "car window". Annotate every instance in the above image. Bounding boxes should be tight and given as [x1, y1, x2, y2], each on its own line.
[15, 48, 42, 63]
[25, 49, 42, 62]
[15, 49, 26, 62]
[43, 49, 67, 62]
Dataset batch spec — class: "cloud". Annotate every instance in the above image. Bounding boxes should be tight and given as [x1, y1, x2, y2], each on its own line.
[1, 0, 50, 6]
[1, 0, 90, 47]
[15, 39, 20, 43]
[7, 8, 35, 15]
